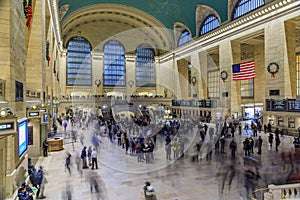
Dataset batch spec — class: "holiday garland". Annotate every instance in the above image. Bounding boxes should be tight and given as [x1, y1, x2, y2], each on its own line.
[46, 41, 50, 66]
[267, 62, 279, 77]
[23, 0, 28, 19]
[25, 0, 33, 29]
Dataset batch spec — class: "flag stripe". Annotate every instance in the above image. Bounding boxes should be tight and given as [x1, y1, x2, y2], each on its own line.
[232, 60, 255, 80]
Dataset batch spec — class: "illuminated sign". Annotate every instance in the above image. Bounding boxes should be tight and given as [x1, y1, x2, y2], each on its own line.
[18, 119, 28, 157]
[28, 111, 39, 117]
[40, 108, 47, 113]
[0, 122, 14, 131]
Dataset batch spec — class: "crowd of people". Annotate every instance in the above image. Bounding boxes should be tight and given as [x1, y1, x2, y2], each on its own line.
[18, 106, 300, 200]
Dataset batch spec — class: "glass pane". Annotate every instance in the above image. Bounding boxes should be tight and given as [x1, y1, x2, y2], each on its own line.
[66, 37, 92, 86]
[233, 0, 264, 19]
[103, 40, 126, 86]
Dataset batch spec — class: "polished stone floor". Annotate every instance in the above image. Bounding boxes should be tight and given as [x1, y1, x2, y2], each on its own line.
[34, 122, 298, 200]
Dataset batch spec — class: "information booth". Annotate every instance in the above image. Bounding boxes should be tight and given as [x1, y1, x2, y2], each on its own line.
[27, 106, 42, 157]
[39, 105, 49, 151]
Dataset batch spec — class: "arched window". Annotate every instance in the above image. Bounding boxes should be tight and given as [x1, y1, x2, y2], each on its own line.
[200, 15, 220, 35]
[136, 44, 156, 87]
[66, 37, 92, 86]
[103, 40, 126, 86]
[178, 30, 191, 46]
[233, 0, 264, 19]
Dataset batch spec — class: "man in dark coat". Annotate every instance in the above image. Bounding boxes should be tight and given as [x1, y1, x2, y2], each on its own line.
[81, 146, 88, 169]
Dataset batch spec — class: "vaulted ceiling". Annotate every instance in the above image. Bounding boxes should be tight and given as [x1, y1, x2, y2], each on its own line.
[57, 0, 228, 54]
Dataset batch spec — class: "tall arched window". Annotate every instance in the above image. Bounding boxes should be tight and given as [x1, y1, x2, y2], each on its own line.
[103, 40, 126, 86]
[136, 44, 155, 87]
[233, 0, 264, 19]
[200, 15, 220, 35]
[178, 30, 191, 46]
[66, 37, 92, 86]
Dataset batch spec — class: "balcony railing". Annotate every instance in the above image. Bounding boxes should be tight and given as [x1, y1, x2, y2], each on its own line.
[250, 183, 300, 200]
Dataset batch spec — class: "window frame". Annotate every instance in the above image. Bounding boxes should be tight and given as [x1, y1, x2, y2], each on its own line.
[103, 40, 126, 87]
[178, 30, 191, 46]
[241, 79, 254, 98]
[200, 14, 220, 36]
[233, 0, 265, 20]
[66, 36, 92, 86]
[135, 44, 156, 87]
[207, 70, 220, 99]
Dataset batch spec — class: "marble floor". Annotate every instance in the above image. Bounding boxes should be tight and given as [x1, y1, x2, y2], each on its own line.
[34, 123, 299, 200]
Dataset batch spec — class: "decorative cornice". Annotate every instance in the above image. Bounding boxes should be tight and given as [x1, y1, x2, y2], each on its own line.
[166, 0, 299, 58]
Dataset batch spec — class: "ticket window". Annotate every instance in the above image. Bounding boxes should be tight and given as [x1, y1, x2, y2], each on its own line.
[288, 118, 295, 128]
[278, 117, 284, 127]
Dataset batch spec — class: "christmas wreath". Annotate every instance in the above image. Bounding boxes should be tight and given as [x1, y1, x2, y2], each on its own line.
[267, 62, 279, 77]
[128, 80, 134, 88]
[220, 71, 228, 82]
[191, 76, 197, 86]
[94, 79, 101, 87]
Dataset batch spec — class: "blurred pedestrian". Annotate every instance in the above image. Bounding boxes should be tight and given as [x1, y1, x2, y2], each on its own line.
[42, 140, 48, 157]
[81, 146, 88, 169]
[91, 148, 98, 170]
[275, 135, 281, 152]
[65, 153, 72, 175]
[257, 136, 263, 155]
[229, 139, 237, 158]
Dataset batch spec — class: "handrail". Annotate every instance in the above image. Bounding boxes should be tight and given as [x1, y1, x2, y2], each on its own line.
[249, 188, 270, 200]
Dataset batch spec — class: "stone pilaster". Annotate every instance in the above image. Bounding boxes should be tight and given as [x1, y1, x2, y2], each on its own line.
[254, 42, 265, 104]
[265, 19, 296, 98]
[125, 54, 136, 96]
[59, 49, 67, 96]
[176, 58, 189, 99]
[91, 52, 103, 94]
[198, 51, 207, 99]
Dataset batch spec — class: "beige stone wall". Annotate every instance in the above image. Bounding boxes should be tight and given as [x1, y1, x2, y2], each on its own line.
[26, 0, 44, 94]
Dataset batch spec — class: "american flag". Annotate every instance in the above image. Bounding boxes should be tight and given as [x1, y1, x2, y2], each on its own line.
[232, 60, 255, 80]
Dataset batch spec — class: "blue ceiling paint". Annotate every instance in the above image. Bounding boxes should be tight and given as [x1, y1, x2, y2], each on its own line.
[58, 0, 228, 37]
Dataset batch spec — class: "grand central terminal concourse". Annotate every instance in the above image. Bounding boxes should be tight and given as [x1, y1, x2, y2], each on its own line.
[0, 0, 300, 199]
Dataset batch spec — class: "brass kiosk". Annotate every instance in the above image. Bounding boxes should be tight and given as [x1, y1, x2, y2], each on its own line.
[48, 137, 63, 151]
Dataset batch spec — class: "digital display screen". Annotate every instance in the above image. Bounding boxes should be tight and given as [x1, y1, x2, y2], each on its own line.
[43, 114, 48, 123]
[18, 120, 28, 157]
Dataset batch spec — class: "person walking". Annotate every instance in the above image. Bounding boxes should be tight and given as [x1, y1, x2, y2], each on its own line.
[36, 166, 46, 199]
[220, 135, 226, 154]
[65, 153, 72, 175]
[275, 135, 281, 152]
[87, 146, 92, 166]
[91, 148, 98, 170]
[81, 146, 88, 169]
[268, 133, 274, 150]
[42, 140, 48, 157]
[229, 139, 237, 158]
[257, 136, 263, 155]
[165, 141, 172, 161]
